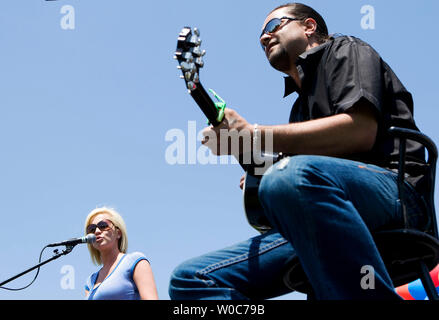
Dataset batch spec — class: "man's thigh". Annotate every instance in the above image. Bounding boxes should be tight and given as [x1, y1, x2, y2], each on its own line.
[262, 155, 424, 230]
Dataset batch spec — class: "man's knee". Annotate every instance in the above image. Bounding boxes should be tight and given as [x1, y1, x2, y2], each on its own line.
[259, 156, 316, 202]
[258, 155, 340, 224]
[168, 259, 197, 299]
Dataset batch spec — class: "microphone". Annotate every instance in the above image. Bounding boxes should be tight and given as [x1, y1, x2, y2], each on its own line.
[47, 234, 96, 247]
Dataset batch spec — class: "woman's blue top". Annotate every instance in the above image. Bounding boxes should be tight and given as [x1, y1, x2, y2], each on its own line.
[85, 252, 149, 300]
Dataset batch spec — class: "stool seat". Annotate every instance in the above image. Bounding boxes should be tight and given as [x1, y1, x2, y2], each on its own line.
[373, 229, 439, 287]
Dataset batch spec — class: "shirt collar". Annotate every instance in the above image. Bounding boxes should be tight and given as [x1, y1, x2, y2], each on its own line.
[283, 39, 332, 97]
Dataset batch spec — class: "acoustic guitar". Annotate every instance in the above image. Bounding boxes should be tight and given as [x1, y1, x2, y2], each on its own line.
[174, 27, 280, 233]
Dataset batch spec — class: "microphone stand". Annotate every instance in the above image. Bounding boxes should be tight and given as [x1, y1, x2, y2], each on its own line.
[0, 245, 74, 288]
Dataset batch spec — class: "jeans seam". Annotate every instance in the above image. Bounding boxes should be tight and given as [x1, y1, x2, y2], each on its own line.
[357, 164, 392, 174]
[197, 238, 288, 276]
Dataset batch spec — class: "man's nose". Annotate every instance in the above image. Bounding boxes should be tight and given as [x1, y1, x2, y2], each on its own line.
[260, 33, 270, 51]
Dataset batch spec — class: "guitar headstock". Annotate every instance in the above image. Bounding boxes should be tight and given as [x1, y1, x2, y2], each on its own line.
[174, 27, 206, 92]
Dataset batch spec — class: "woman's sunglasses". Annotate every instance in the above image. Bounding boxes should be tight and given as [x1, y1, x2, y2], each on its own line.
[86, 219, 113, 234]
[260, 16, 300, 50]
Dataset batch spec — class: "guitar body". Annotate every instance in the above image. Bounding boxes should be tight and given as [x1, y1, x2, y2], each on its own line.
[242, 172, 272, 233]
[175, 26, 274, 233]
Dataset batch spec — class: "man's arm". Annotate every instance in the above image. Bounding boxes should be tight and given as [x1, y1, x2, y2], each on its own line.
[202, 100, 378, 158]
[260, 101, 378, 157]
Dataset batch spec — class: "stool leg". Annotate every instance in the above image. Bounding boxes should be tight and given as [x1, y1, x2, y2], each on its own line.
[419, 261, 439, 300]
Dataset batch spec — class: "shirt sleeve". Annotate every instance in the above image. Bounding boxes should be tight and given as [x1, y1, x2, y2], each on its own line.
[325, 37, 383, 116]
[128, 252, 150, 279]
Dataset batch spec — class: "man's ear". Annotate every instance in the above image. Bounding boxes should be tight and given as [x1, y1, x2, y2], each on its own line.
[303, 17, 318, 36]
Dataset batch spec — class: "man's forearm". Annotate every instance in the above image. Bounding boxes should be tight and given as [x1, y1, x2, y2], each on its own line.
[258, 106, 378, 157]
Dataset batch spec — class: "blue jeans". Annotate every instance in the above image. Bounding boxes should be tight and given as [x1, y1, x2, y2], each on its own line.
[169, 155, 427, 300]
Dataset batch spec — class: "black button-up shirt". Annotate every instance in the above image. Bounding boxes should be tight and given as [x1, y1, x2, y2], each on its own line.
[284, 35, 427, 193]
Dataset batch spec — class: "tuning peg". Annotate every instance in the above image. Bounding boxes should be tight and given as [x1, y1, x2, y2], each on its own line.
[185, 71, 197, 82]
[177, 65, 182, 70]
[173, 55, 177, 60]
[193, 47, 201, 56]
[182, 52, 193, 62]
[187, 81, 196, 91]
[193, 28, 200, 36]
[180, 27, 191, 37]
[192, 48, 204, 58]
[195, 58, 204, 68]
[180, 61, 195, 72]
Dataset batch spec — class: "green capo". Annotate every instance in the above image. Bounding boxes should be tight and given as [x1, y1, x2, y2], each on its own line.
[208, 89, 226, 124]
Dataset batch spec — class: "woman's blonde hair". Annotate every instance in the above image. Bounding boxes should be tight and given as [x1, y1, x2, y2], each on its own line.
[84, 207, 128, 265]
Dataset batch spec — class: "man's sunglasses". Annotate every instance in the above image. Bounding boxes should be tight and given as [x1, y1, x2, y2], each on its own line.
[260, 17, 300, 50]
[86, 219, 113, 234]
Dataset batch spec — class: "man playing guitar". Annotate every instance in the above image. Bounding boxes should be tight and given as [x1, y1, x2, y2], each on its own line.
[170, 3, 428, 300]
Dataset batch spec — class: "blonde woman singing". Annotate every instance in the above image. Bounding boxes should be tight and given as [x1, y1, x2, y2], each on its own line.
[84, 207, 158, 300]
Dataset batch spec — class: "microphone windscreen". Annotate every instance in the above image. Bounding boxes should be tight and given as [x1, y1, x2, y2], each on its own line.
[86, 234, 96, 244]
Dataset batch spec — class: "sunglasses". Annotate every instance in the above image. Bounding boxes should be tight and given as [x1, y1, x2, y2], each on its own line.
[260, 16, 300, 50]
[86, 219, 114, 234]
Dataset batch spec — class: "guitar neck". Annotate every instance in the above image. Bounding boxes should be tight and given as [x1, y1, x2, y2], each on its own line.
[190, 82, 258, 173]
[190, 82, 222, 127]
[175, 26, 274, 175]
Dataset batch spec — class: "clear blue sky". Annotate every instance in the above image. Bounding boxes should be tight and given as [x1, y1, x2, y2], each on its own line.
[0, 0, 438, 300]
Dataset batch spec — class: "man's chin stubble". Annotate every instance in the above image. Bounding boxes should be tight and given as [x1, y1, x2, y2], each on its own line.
[268, 50, 291, 73]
